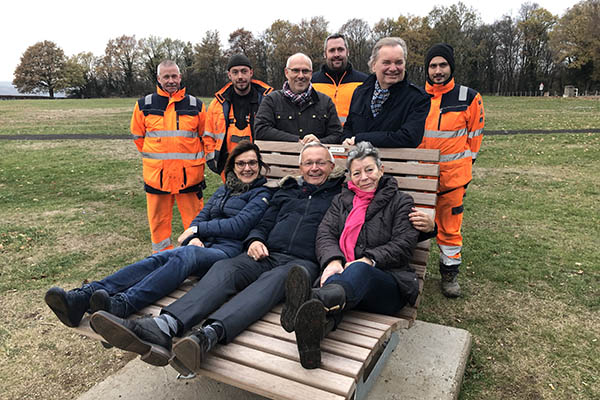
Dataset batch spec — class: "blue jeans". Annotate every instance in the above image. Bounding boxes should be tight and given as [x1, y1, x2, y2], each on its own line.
[324, 261, 406, 315]
[88, 245, 228, 313]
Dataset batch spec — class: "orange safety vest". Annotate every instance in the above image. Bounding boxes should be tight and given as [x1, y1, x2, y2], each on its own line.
[418, 78, 484, 192]
[130, 86, 206, 194]
[312, 64, 367, 125]
[204, 80, 272, 174]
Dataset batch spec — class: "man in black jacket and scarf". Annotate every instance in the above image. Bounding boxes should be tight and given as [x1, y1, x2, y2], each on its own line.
[343, 37, 430, 148]
[90, 142, 345, 374]
[255, 53, 343, 144]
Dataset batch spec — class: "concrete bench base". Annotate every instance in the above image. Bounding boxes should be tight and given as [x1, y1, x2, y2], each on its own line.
[77, 321, 471, 400]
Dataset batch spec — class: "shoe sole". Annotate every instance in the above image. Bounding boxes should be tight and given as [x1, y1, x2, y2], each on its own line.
[281, 265, 311, 333]
[90, 311, 171, 366]
[173, 336, 205, 372]
[44, 289, 81, 327]
[295, 299, 324, 369]
[170, 356, 195, 377]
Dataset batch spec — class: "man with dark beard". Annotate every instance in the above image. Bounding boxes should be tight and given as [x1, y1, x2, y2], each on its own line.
[204, 54, 272, 178]
[312, 33, 368, 126]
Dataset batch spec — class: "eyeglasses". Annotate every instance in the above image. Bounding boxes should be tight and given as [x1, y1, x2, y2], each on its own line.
[235, 160, 258, 168]
[287, 68, 312, 75]
[300, 160, 331, 167]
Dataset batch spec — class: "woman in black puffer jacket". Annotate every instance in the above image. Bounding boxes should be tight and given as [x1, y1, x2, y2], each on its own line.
[281, 141, 435, 369]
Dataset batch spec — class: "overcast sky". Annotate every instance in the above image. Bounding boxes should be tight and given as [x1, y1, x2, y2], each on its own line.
[1, 0, 580, 82]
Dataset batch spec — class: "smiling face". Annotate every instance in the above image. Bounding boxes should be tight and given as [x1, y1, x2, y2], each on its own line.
[299, 146, 334, 186]
[371, 45, 405, 89]
[228, 65, 254, 95]
[324, 37, 348, 72]
[285, 55, 313, 94]
[428, 56, 451, 84]
[233, 150, 259, 184]
[349, 156, 384, 192]
[157, 64, 181, 95]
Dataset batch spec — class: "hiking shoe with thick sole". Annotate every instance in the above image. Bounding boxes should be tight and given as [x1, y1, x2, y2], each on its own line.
[294, 299, 326, 369]
[281, 265, 312, 333]
[44, 287, 90, 327]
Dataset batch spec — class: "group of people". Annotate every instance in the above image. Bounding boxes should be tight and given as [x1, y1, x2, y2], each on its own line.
[45, 34, 484, 372]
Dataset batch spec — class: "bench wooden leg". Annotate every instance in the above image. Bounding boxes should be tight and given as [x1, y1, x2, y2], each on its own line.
[353, 331, 399, 400]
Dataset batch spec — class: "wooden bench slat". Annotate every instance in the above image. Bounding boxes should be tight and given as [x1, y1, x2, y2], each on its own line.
[212, 342, 356, 397]
[233, 330, 363, 378]
[261, 312, 386, 339]
[327, 328, 379, 349]
[199, 356, 346, 400]
[247, 320, 371, 362]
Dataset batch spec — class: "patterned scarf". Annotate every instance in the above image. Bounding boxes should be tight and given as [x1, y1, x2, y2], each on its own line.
[225, 172, 251, 196]
[282, 81, 313, 107]
[339, 181, 376, 262]
[370, 80, 390, 118]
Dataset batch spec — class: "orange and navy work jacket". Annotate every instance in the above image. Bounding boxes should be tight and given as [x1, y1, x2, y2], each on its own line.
[312, 64, 367, 126]
[130, 86, 206, 195]
[418, 78, 485, 193]
[203, 79, 272, 174]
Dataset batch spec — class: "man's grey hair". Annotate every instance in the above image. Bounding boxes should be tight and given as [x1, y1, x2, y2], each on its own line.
[298, 142, 335, 164]
[323, 33, 347, 52]
[157, 60, 180, 76]
[347, 141, 382, 169]
[368, 37, 408, 71]
[286, 53, 313, 69]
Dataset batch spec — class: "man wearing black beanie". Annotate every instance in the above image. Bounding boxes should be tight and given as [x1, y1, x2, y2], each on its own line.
[418, 43, 485, 298]
[204, 54, 273, 179]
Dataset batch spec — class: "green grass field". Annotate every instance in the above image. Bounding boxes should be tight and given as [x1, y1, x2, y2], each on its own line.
[0, 96, 598, 399]
[0, 96, 598, 135]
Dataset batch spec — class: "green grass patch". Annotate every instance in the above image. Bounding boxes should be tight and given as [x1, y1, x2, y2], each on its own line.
[0, 97, 214, 135]
[0, 98, 598, 399]
[484, 96, 600, 131]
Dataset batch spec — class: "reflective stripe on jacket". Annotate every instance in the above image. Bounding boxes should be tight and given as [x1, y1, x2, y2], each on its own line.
[204, 80, 273, 174]
[312, 64, 367, 125]
[130, 86, 206, 194]
[418, 78, 485, 192]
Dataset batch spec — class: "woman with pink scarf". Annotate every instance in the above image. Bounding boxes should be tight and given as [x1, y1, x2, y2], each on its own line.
[280, 141, 435, 369]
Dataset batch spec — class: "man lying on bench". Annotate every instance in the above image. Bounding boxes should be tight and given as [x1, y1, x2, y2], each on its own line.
[90, 142, 345, 372]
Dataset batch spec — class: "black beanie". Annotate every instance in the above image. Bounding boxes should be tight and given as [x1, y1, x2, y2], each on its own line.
[425, 43, 455, 75]
[227, 54, 252, 71]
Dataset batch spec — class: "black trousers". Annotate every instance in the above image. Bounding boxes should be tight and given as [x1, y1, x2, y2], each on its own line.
[162, 252, 319, 343]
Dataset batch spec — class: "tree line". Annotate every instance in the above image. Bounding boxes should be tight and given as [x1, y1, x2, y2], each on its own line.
[13, 0, 600, 99]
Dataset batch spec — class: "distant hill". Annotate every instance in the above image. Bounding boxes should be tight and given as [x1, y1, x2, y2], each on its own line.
[0, 81, 65, 98]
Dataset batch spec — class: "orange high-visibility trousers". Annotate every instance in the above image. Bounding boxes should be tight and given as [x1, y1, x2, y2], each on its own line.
[435, 186, 465, 272]
[146, 192, 204, 253]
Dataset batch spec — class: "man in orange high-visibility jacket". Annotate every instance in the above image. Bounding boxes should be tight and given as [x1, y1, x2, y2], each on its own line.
[311, 33, 367, 126]
[418, 43, 485, 297]
[204, 54, 272, 179]
[131, 60, 206, 253]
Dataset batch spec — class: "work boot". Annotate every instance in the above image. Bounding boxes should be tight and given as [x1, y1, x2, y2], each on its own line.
[281, 265, 312, 332]
[440, 271, 461, 298]
[294, 283, 346, 369]
[89, 290, 130, 318]
[90, 311, 173, 366]
[44, 286, 92, 327]
[172, 327, 215, 372]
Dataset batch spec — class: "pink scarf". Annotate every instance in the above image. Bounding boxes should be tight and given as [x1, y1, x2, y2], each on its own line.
[339, 181, 375, 262]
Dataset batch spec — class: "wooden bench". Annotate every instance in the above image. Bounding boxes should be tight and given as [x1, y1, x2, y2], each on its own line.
[73, 140, 440, 400]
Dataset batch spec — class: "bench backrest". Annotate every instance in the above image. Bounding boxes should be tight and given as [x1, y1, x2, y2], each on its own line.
[255, 140, 441, 323]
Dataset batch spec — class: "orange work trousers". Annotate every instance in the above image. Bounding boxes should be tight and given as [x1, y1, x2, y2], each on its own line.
[435, 186, 465, 271]
[146, 192, 204, 253]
